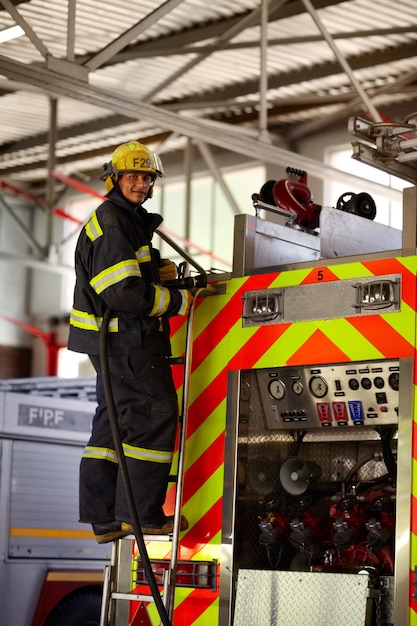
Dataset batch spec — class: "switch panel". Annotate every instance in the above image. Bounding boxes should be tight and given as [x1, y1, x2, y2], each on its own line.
[256, 359, 400, 430]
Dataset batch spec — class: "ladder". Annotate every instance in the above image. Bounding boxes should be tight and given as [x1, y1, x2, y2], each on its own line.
[99, 280, 213, 626]
[100, 533, 172, 626]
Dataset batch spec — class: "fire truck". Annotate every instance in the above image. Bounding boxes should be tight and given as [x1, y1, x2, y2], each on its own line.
[3, 114, 417, 626]
[0, 375, 110, 626]
[99, 115, 417, 625]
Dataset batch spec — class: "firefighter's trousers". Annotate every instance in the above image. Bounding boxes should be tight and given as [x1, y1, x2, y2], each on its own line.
[79, 351, 179, 525]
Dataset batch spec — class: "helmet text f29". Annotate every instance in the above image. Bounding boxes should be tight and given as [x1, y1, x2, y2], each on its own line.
[101, 140, 164, 197]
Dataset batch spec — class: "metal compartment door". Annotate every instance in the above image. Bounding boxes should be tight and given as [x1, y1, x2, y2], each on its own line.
[8, 440, 109, 559]
[234, 570, 371, 626]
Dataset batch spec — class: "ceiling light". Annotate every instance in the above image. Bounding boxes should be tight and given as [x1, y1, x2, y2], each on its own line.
[0, 25, 24, 44]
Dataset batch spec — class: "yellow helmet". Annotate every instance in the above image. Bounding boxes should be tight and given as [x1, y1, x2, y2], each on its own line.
[101, 140, 164, 195]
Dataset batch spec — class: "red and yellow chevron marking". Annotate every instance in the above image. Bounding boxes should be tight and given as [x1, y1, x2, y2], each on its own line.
[141, 256, 417, 626]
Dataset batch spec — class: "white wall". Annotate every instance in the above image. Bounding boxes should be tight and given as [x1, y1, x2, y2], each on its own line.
[0, 197, 32, 347]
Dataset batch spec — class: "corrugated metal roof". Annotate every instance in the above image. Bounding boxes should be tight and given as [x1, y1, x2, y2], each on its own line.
[0, 0, 416, 186]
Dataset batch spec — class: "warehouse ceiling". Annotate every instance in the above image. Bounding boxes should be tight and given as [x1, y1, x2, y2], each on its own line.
[0, 0, 417, 194]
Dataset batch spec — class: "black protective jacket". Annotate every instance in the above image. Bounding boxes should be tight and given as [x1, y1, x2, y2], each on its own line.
[68, 187, 186, 356]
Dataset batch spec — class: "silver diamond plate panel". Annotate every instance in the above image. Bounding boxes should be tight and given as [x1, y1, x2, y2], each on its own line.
[234, 570, 370, 626]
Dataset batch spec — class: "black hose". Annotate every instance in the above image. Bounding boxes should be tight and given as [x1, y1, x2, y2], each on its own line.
[378, 427, 397, 485]
[100, 307, 171, 626]
[344, 452, 375, 491]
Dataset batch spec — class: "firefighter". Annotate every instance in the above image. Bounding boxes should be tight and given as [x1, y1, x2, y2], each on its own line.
[68, 140, 191, 543]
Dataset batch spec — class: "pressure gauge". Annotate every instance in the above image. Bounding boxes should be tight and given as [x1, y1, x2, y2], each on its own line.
[309, 375, 328, 398]
[268, 379, 286, 400]
[388, 371, 399, 391]
[291, 380, 304, 396]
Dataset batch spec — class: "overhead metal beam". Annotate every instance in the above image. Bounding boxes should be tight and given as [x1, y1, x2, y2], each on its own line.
[167, 41, 417, 106]
[66, 0, 76, 62]
[4, 85, 417, 176]
[46, 97, 58, 251]
[195, 140, 242, 216]
[288, 67, 417, 142]
[0, 53, 403, 201]
[0, 113, 155, 154]
[123, 26, 417, 59]
[0, 0, 49, 58]
[0, 195, 45, 255]
[76, 0, 345, 66]
[302, 0, 382, 123]
[84, 0, 186, 72]
[1, 37, 416, 170]
[142, 0, 284, 103]
[258, 0, 274, 142]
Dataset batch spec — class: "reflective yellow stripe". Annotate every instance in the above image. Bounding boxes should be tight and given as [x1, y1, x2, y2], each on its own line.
[81, 444, 175, 471]
[82, 446, 118, 463]
[90, 259, 140, 295]
[149, 284, 171, 316]
[123, 442, 173, 464]
[85, 211, 103, 241]
[136, 245, 151, 264]
[69, 308, 118, 333]
[177, 289, 191, 316]
[10, 527, 95, 540]
[46, 571, 103, 583]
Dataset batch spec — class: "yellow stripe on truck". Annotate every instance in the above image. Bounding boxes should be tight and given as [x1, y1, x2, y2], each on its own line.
[10, 527, 95, 540]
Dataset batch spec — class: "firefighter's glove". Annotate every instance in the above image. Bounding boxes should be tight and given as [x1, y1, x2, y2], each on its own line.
[159, 258, 177, 282]
[176, 289, 193, 316]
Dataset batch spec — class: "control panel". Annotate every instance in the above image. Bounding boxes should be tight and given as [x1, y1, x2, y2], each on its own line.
[255, 359, 400, 430]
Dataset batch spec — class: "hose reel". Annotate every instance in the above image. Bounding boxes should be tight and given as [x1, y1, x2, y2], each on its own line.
[336, 191, 377, 220]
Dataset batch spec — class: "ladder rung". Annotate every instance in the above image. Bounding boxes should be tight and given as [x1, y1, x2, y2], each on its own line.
[111, 592, 162, 602]
[119, 533, 172, 542]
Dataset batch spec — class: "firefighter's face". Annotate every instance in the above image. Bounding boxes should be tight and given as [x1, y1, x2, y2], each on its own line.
[118, 172, 153, 204]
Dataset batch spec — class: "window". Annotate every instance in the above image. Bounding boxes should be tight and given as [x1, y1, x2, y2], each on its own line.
[157, 165, 265, 273]
[325, 147, 406, 229]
